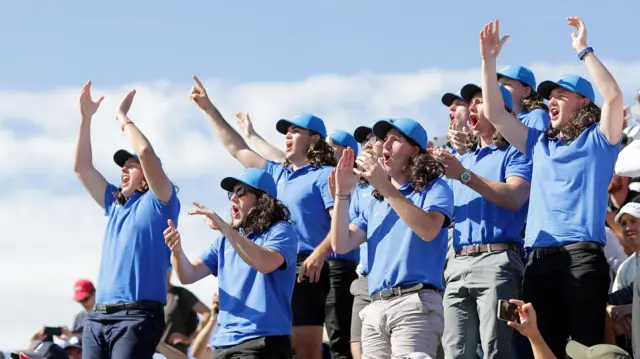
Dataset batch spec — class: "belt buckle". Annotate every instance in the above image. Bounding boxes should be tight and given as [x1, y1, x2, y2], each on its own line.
[378, 288, 394, 300]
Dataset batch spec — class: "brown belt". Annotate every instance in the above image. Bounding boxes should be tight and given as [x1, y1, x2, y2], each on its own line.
[455, 242, 520, 257]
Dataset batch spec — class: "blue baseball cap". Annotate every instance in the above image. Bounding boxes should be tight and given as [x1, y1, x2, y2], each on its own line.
[113, 149, 162, 167]
[328, 130, 359, 155]
[13, 342, 69, 359]
[497, 65, 537, 90]
[441, 91, 465, 107]
[353, 118, 395, 144]
[276, 112, 327, 138]
[373, 118, 428, 151]
[220, 168, 277, 199]
[460, 83, 514, 112]
[537, 74, 595, 103]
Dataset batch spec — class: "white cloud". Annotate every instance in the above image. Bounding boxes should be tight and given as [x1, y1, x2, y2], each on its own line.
[1, 60, 640, 350]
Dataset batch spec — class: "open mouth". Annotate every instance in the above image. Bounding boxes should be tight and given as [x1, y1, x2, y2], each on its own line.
[382, 152, 391, 164]
[231, 205, 240, 218]
[449, 113, 455, 122]
[121, 175, 130, 185]
[469, 113, 478, 128]
[550, 108, 560, 120]
[285, 141, 293, 152]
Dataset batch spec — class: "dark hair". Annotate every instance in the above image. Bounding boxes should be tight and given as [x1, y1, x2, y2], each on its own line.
[243, 189, 293, 234]
[372, 149, 444, 201]
[284, 131, 337, 168]
[463, 104, 513, 152]
[545, 102, 601, 142]
[521, 91, 549, 113]
[113, 180, 150, 205]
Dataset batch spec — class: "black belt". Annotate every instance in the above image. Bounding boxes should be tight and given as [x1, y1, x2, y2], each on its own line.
[371, 283, 437, 302]
[455, 242, 520, 257]
[95, 300, 163, 314]
[529, 241, 603, 259]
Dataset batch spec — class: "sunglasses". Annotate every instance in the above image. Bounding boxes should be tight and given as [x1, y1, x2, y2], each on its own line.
[227, 186, 248, 200]
[361, 135, 379, 146]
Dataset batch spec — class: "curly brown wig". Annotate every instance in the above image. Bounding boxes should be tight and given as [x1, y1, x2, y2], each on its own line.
[284, 133, 337, 168]
[545, 102, 601, 142]
[521, 91, 549, 113]
[113, 180, 150, 206]
[242, 189, 293, 234]
[372, 151, 444, 201]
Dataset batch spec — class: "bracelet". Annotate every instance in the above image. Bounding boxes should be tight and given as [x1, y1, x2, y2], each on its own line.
[335, 193, 350, 200]
[121, 119, 133, 132]
[578, 47, 593, 61]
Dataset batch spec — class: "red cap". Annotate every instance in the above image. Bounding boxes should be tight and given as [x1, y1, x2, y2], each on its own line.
[73, 279, 95, 302]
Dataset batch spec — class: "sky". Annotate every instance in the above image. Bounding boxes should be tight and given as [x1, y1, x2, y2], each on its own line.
[2, 0, 640, 352]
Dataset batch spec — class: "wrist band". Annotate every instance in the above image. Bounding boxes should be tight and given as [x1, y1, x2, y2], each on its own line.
[578, 47, 593, 61]
[336, 193, 350, 200]
[121, 119, 132, 132]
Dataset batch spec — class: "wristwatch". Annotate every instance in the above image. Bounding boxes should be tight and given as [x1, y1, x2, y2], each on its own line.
[460, 169, 471, 184]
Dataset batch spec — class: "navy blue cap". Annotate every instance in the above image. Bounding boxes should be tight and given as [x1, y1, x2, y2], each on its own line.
[441, 91, 465, 107]
[276, 112, 327, 138]
[460, 83, 514, 112]
[15, 342, 68, 359]
[373, 118, 428, 151]
[113, 150, 162, 168]
[220, 168, 277, 199]
[537, 74, 595, 103]
[498, 65, 537, 90]
[353, 118, 395, 143]
[328, 130, 359, 155]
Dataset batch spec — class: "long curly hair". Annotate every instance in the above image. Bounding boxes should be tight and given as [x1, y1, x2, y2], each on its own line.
[113, 180, 150, 206]
[242, 189, 293, 234]
[521, 91, 549, 113]
[463, 104, 513, 152]
[284, 132, 337, 168]
[372, 150, 444, 201]
[545, 102, 601, 142]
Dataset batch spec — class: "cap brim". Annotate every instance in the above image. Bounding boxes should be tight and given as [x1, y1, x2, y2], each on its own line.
[460, 84, 482, 103]
[537, 80, 559, 100]
[353, 126, 372, 143]
[441, 93, 461, 107]
[372, 121, 394, 142]
[220, 177, 241, 193]
[565, 341, 590, 359]
[275, 119, 292, 135]
[113, 150, 134, 168]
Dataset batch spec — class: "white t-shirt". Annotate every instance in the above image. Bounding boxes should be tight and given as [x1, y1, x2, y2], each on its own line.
[605, 227, 629, 293]
[613, 253, 638, 292]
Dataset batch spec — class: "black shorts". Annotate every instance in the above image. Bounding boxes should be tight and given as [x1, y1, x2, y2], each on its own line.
[291, 252, 330, 326]
[213, 335, 292, 359]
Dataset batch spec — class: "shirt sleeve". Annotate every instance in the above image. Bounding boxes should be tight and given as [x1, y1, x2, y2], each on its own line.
[351, 200, 371, 233]
[504, 146, 533, 182]
[525, 127, 544, 161]
[522, 109, 550, 131]
[423, 179, 454, 228]
[265, 160, 285, 179]
[262, 222, 298, 270]
[199, 236, 222, 276]
[592, 123, 622, 150]
[316, 167, 335, 210]
[103, 184, 119, 216]
[349, 188, 361, 221]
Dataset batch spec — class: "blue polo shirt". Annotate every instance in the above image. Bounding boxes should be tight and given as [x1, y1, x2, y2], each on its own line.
[265, 161, 334, 254]
[524, 124, 620, 248]
[518, 109, 550, 131]
[352, 179, 453, 295]
[451, 144, 532, 252]
[96, 185, 180, 305]
[349, 184, 375, 274]
[200, 221, 298, 348]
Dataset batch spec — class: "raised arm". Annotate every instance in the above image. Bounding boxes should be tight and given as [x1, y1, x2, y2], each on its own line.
[189, 76, 266, 169]
[73, 81, 109, 208]
[117, 90, 174, 203]
[331, 149, 369, 254]
[189, 202, 286, 274]
[480, 20, 529, 154]
[236, 112, 286, 162]
[164, 220, 213, 284]
[190, 294, 218, 359]
[568, 17, 623, 144]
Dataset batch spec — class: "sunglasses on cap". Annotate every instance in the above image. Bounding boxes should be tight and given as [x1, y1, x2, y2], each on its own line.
[361, 135, 379, 146]
[227, 186, 248, 200]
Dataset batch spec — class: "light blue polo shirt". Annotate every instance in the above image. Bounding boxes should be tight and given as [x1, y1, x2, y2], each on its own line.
[265, 161, 334, 254]
[352, 178, 453, 295]
[97, 185, 180, 305]
[200, 221, 298, 348]
[524, 123, 620, 248]
[518, 109, 550, 131]
[349, 184, 375, 274]
[451, 144, 532, 252]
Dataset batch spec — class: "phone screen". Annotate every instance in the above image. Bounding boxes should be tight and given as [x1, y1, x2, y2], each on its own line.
[44, 326, 62, 338]
[496, 300, 518, 322]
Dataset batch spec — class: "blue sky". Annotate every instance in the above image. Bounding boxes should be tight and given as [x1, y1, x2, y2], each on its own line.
[2, 0, 640, 352]
[1, 0, 638, 89]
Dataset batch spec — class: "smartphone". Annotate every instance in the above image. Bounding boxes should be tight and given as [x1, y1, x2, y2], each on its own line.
[496, 300, 518, 322]
[44, 326, 63, 338]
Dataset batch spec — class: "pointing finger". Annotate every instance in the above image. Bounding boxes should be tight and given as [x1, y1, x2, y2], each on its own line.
[193, 75, 205, 90]
[168, 219, 175, 229]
